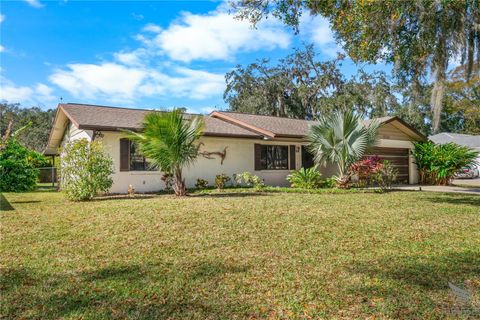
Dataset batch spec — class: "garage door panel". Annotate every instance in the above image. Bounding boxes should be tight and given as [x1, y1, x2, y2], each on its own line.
[364, 147, 410, 183]
[364, 156, 408, 166]
[369, 147, 409, 156]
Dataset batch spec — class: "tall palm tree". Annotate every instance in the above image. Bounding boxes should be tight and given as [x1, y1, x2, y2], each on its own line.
[125, 109, 203, 196]
[308, 110, 379, 188]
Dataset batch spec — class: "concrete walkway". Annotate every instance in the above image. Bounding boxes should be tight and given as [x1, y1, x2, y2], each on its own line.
[452, 178, 480, 188]
[394, 184, 480, 195]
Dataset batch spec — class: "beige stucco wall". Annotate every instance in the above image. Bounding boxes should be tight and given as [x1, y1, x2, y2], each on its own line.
[99, 131, 303, 193]
[60, 124, 420, 193]
[60, 122, 94, 148]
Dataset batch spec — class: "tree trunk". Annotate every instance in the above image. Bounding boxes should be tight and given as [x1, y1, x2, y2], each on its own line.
[276, 93, 285, 117]
[430, 66, 446, 134]
[173, 167, 186, 196]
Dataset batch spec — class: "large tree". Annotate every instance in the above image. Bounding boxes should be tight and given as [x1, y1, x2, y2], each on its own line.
[233, 0, 480, 133]
[442, 64, 480, 134]
[225, 46, 401, 120]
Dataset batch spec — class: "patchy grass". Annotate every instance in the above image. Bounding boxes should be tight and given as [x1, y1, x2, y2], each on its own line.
[1, 190, 479, 319]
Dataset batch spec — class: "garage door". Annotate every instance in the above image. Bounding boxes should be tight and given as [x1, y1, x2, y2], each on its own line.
[364, 147, 410, 183]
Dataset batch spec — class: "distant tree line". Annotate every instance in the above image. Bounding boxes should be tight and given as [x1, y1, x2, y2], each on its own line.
[0, 103, 55, 153]
[224, 45, 479, 136]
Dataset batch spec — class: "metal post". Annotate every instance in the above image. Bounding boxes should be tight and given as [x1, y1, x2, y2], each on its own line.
[51, 155, 55, 188]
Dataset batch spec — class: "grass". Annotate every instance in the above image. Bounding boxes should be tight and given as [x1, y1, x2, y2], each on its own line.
[1, 190, 479, 319]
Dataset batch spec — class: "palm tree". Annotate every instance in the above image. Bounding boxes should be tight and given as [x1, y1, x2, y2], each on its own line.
[125, 109, 203, 196]
[308, 110, 379, 188]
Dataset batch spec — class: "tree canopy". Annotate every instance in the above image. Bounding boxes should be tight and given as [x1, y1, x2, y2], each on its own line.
[233, 0, 480, 133]
[0, 103, 55, 153]
[225, 45, 402, 122]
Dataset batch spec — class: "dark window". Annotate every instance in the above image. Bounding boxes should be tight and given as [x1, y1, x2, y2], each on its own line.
[301, 145, 315, 169]
[260, 145, 289, 170]
[129, 141, 153, 171]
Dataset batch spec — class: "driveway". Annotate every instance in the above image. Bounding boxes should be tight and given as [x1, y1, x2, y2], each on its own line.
[394, 184, 480, 195]
[452, 178, 480, 188]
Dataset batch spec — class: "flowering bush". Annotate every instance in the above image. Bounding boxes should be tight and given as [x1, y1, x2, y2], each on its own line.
[349, 156, 382, 186]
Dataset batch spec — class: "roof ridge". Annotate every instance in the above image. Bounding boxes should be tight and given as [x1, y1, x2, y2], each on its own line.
[62, 103, 202, 116]
[217, 110, 317, 121]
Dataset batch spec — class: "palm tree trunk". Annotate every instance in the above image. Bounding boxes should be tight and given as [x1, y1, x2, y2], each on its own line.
[173, 167, 186, 196]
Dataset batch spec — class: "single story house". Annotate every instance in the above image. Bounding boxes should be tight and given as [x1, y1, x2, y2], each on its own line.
[429, 132, 480, 170]
[45, 103, 427, 193]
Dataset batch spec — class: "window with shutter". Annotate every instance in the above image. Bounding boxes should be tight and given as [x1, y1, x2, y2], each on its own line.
[254, 144, 289, 170]
[289, 145, 296, 170]
[119, 138, 130, 171]
[119, 139, 155, 171]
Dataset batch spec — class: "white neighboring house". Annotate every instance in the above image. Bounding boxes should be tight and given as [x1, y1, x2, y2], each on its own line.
[429, 132, 480, 171]
[45, 103, 427, 193]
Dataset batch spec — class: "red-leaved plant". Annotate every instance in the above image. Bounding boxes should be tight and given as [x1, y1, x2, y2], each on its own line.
[349, 156, 383, 186]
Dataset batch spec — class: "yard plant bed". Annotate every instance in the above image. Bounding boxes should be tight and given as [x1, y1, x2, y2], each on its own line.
[1, 191, 479, 319]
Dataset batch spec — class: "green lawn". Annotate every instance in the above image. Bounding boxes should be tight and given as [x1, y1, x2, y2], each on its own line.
[1, 190, 479, 319]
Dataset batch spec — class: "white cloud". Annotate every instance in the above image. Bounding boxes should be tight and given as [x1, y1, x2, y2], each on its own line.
[162, 67, 225, 99]
[0, 77, 55, 106]
[145, 10, 291, 62]
[24, 0, 44, 8]
[0, 14, 5, 23]
[299, 14, 341, 58]
[0, 45, 4, 53]
[49, 63, 148, 102]
[114, 50, 146, 66]
[49, 62, 225, 103]
[143, 23, 161, 33]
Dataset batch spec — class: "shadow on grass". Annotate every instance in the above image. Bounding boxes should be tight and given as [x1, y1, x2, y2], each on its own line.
[10, 200, 41, 204]
[424, 194, 480, 207]
[91, 194, 157, 202]
[189, 192, 268, 198]
[347, 250, 480, 317]
[1, 260, 253, 319]
[0, 193, 14, 211]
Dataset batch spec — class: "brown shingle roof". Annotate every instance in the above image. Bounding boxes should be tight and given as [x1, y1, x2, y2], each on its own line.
[211, 111, 318, 137]
[56, 103, 426, 141]
[60, 103, 261, 138]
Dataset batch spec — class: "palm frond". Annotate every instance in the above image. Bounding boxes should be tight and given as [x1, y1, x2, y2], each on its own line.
[308, 110, 379, 180]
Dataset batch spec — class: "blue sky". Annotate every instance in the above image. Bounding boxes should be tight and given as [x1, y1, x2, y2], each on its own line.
[0, 0, 388, 113]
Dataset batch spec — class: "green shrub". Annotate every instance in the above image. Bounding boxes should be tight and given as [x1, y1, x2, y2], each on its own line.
[60, 139, 114, 201]
[319, 177, 337, 188]
[373, 160, 398, 192]
[214, 174, 231, 191]
[412, 141, 479, 185]
[195, 178, 209, 189]
[287, 167, 322, 189]
[235, 171, 265, 190]
[0, 139, 47, 192]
